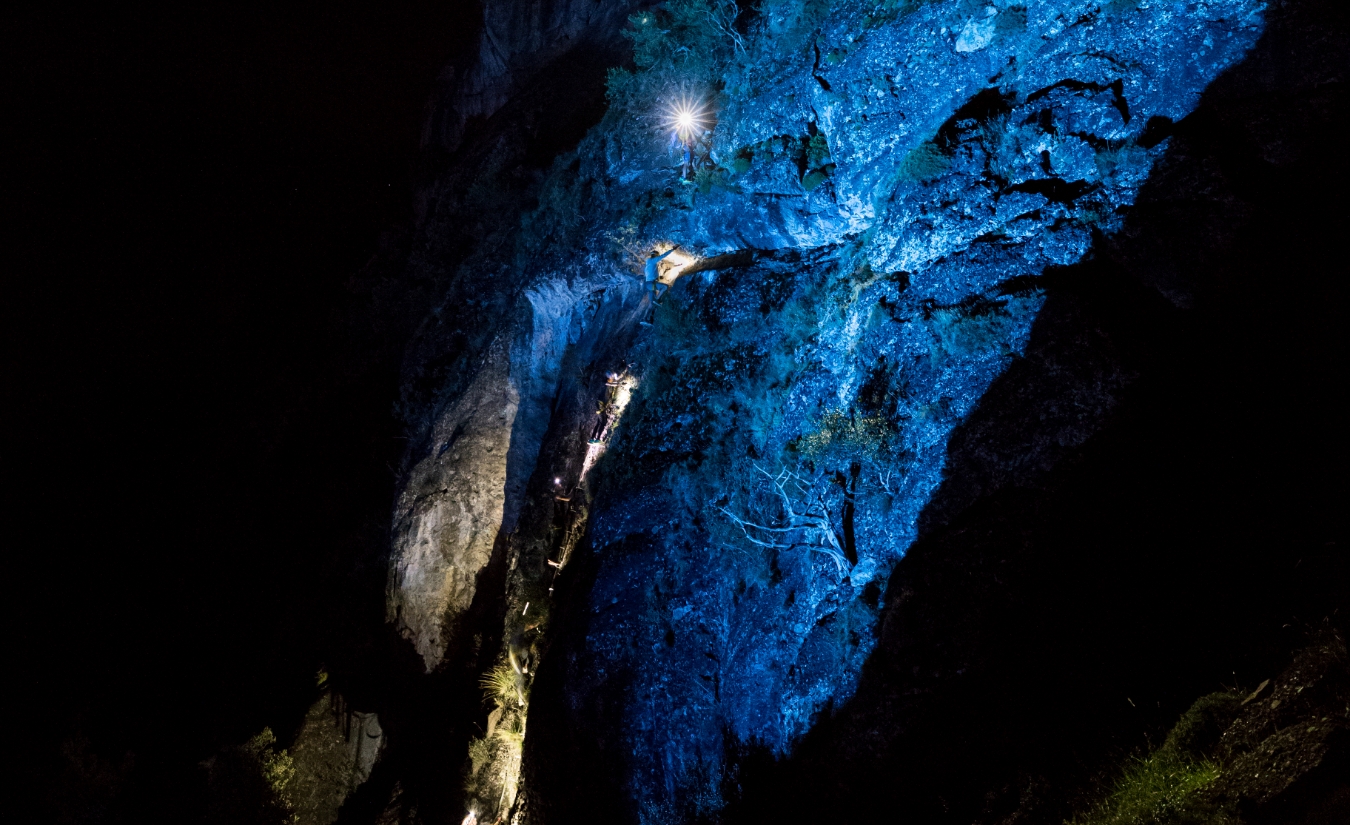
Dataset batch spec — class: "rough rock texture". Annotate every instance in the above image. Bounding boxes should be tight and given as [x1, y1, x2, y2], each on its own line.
[373, 0, 1347, 821]
[389, 341, 519, 668]
[286, 693, 385, 825]
[421, 0, 648, 155]
[387, 275, 651, 671]
[1208, 628, 1350, 819]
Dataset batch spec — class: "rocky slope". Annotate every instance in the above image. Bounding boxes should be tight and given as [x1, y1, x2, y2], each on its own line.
[361, 0, 1347, 823]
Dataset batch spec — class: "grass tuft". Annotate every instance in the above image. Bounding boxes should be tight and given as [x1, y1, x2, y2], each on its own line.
[1069, 750, 1222, 825]
[1068, 692, 1246, 825]
[479, 662, 519, 705]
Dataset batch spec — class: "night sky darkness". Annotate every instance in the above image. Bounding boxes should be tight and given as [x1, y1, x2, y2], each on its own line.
[6, 1, 477, 816]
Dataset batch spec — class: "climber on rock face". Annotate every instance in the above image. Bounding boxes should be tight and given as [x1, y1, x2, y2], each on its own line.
[590, 404, 609, 443]
[645, 247, 675, 302]
[507, 622, 538, 706]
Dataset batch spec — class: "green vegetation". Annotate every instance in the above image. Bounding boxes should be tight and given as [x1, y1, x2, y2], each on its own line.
[203, 728, 297, 825]
[605, 0, 740, 109]
[467, 736, 492, 779]
[480, 661, 520, 706]
[1072, 752, 1223, 825]
[1162, 692, 1243, 757]
[247, 730, 296, 797]
[896, 139, 952, 183]
[693, 165, 732, 195]
[495, 713, 526, 748]
[795, 409, 898, 462]
[1069, 692, 1244, 825]
[462, 712, 527, 818]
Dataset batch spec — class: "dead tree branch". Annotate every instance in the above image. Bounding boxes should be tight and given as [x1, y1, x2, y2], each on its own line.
[705, 0, 746, 55]
[716, 465, 851, 576]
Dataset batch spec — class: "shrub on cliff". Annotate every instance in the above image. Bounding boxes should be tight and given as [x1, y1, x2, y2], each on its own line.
[605, 0, 743, 124]
[202, 728, 297, 825]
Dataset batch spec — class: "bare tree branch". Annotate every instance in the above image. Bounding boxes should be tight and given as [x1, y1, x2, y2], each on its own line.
[704, 0, 746, 55]
[715, 465, 851, 576]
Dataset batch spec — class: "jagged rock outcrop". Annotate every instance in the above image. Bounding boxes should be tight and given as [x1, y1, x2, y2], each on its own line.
[389, 340, 520, 669]
[388, 276, 646, 670]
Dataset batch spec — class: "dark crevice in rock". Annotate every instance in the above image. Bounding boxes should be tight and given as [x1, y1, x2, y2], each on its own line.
[936, 87, 1015, 151]
[1025, 77, 1130, 124]
[1005, 176, 1097, 204]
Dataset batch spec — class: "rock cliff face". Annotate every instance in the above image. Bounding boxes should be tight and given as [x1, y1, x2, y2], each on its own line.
[422, 0, 648, 155]
[376, 0, 1347, 822]
[389, 341, 520, 668]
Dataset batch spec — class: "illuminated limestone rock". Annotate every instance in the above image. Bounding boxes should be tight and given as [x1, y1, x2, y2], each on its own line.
[387, 273, 645, 671]
[388, 342, 519, 670]
[954, 6, 999, 53]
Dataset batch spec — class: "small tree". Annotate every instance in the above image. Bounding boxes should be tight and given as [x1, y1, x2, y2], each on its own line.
[716, 465, 851, 575]
[606, 0, 742, 117]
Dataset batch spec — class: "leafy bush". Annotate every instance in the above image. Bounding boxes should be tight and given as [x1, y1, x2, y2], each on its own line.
[606, 0, 741, 112]
[245, 730, 296, 796]
[467, 737, 492, 780]
[694, 165, 731, 194]
[795, 409, 898, 463]
[203, 728, 297, 825]
[1163, 692, 1243, 758]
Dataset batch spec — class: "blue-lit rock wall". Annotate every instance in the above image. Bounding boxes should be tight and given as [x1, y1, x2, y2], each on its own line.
[507, 2, 1268, 821]
[388, 0, 1281, 821]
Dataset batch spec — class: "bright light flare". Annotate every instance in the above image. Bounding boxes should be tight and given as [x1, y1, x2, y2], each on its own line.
[579, 374, 639, 482]
[655, 247, 698, 284]
[663, 95, 712, 142]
